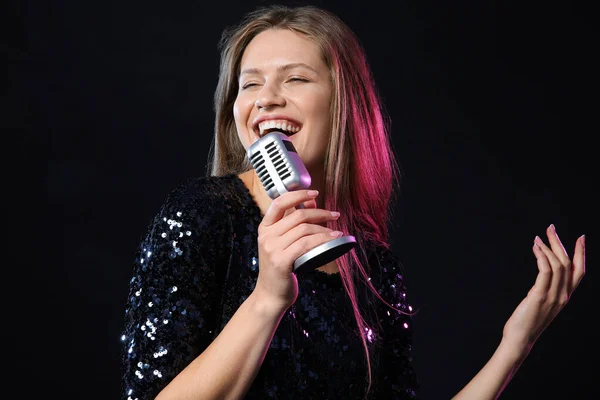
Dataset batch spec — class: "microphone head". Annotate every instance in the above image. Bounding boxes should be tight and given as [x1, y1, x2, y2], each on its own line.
[247, 131, 311, 199]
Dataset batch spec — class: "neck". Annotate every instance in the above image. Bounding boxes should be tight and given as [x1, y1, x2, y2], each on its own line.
[307, 166, 326, 209]
[241, 166, 326, 214]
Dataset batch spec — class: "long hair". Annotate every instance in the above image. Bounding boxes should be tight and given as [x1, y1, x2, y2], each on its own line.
[208, 5, 406, 396]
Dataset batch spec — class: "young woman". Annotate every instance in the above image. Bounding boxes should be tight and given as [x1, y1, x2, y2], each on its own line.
[120, 5, 586, 400]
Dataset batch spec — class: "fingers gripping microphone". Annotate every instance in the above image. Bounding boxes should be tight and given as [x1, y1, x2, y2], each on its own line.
[247, 131, 357, 274]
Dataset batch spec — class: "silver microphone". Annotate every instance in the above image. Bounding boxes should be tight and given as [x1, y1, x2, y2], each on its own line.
[247, 131, 356, 273]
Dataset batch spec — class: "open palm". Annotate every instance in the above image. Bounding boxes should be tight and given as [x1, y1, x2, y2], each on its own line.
[502, 224, 586, 351]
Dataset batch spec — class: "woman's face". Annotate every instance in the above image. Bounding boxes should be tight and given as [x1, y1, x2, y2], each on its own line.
[234, 29, 333, 170]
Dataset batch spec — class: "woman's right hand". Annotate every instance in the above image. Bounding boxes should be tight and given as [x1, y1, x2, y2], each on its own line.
[253, 189, 342, 313]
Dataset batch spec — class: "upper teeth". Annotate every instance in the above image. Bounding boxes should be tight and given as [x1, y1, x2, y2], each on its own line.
[258, 119, 301, 136]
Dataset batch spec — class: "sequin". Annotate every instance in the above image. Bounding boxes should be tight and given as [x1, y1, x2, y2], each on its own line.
[120, 174, 418, 399]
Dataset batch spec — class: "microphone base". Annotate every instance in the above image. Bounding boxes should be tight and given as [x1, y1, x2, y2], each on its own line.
[293, 235, 357, 274]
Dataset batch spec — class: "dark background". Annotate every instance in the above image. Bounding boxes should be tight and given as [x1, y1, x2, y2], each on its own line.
[9, 0, 597, 399]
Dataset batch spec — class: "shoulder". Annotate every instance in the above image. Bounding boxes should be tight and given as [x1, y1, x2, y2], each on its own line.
[367, 243, 410, 296]
[159, 174, 246, 213]
[365, 243, 400, 271]
[164, 174, 239, 202]
[148, 174, 248, 234]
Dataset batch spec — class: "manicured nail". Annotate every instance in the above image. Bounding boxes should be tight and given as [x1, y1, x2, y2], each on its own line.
[307, 190, 319, 197]
[549, 224, 556, 232]
[534, 236, 542, 244]
[581, 235, 585, 247]
[330, 211, 340, 218]
[330, 231, 343, 237]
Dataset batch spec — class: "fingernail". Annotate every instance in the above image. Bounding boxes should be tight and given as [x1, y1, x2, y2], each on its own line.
[330, 231, 343, 237]
[581, 234, 585, 247]
[307, 190, 319, 197]
[549, 224, 555, 232]
[534, 235, 542, 244]
[330, 211, 340, 218]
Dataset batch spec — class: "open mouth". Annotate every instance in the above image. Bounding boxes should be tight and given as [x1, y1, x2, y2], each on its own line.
[255, 119, 302, 138]
[261, 127, 299, 137]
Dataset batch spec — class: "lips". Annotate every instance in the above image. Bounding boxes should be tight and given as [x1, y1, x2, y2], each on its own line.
[252, 115, 303, 138]
[259, 121, 300, 138]
[262, 128, 298, 139]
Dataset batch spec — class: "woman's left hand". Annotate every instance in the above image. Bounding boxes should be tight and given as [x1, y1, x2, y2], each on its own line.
[501, 224, 586, 355]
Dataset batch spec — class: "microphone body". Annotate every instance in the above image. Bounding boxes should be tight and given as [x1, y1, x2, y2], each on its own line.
[247, 131, 312, 201]
[247, 131, 356, 273]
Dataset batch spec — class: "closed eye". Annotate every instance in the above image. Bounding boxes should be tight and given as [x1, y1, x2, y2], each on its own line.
[241, 83, 260, 90]
[241, 77, 308, 90]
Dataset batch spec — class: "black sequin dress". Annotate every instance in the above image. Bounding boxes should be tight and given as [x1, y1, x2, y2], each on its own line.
[120, 174, 419, 399]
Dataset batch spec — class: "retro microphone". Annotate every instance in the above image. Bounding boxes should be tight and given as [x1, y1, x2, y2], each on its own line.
[247, 131, 356, 273]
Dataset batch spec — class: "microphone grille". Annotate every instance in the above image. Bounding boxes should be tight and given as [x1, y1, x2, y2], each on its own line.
[249, 141, 292, 192]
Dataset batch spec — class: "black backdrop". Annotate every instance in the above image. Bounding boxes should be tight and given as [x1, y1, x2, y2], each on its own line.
[10, 0, 597, 399]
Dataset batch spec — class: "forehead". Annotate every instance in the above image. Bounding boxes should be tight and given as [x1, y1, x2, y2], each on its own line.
[240, 29, 325, 72]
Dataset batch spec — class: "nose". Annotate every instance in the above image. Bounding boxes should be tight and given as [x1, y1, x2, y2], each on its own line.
[255, 81, 286, 110]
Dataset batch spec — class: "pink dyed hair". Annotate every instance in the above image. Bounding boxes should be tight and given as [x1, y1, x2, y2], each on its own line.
[208, 5, 411, 397]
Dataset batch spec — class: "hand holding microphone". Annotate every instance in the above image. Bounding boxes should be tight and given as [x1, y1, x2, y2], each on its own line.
[248, 131, 357, 274]
[252, 189, 342, 312]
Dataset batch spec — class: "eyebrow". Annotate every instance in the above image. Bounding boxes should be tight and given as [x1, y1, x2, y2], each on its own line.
[239, 62, 319, 77]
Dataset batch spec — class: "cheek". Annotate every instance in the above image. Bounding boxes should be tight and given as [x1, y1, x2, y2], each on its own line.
[306, 88, 332, 126]
[308, 96, 333, 136]
[233, 98, 251, 144]
[233, 99, 244, 129]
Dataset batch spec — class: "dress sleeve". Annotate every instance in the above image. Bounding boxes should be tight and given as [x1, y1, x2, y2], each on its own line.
[373, 247, 420, 399]
[120, 178, 231, 400]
